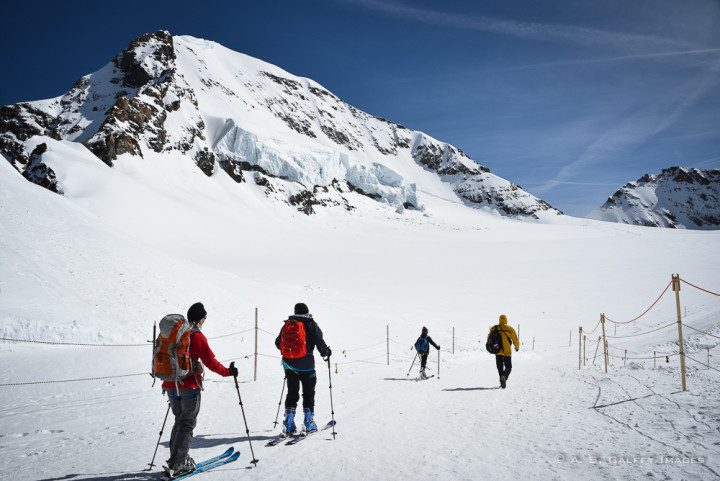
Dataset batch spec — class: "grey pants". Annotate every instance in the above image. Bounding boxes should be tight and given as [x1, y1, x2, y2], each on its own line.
[168, 389, 201, 467]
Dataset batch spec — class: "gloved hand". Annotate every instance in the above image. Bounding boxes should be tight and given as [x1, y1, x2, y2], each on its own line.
[515, 348, 519, 352]
[437, 345, 441, 350]
[325, 347, 332, 358]
[228, 361, 238, 377]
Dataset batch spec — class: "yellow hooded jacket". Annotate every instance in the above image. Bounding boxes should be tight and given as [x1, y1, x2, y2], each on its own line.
[487, 315, 519, 356]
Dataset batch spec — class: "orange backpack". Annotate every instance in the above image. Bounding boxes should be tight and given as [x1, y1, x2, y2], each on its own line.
[280, 319, 307, 359]
[152, 314, 196, 386]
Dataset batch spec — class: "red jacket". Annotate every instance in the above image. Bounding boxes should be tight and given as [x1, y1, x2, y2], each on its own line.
[162, 330, 230, 390]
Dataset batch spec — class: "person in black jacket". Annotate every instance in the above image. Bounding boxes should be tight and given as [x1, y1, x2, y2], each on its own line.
[275, 302, 331, 436]
[414, 326, 440, 379]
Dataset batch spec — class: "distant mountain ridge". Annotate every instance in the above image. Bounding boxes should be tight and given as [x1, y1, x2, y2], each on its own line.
[587, 167, 720, 229]
[0, 30, 561, 219]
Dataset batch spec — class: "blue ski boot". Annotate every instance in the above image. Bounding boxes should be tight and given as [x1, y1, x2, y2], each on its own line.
[303, 408, 318, 433]
[283, 407, 297, 436]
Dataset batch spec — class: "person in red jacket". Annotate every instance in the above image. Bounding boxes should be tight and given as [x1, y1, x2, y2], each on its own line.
[162, 302, 238, 478]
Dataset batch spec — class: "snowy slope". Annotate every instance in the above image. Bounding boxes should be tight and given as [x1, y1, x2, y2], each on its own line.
[0, 31, 560, 220]
[588, 167, 720, 230]
[2, 121, 720, 480]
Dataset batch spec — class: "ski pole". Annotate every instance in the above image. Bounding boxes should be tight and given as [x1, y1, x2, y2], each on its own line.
[272, 376, 287, 428]
[147, 401, 171, 470]
[232, 369, 259, 466]
[325, 352, 337, 439]
[406, 352, 418, 377]
[438, 348, 440, 380]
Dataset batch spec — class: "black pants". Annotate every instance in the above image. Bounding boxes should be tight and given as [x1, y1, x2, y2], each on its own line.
[496, 355, 512, 379]
[168, 389, 201, 467]
[285, 370, 317, 410]
[419, 353, 429, 369]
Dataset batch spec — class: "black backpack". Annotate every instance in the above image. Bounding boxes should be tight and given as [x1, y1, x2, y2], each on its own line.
[485, 325, 505, 354]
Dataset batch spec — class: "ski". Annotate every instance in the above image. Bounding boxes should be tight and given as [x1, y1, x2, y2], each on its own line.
[265, 434, 288, 447]
[161, 449, 238, 480]
[197, 447, 234, 468]
[285, 420, 336, 445]
[415, 374, 435, 382]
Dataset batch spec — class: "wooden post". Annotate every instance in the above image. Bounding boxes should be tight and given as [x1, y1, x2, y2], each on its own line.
[578, 327, 583, 370]
[438, 348, 441, 379]
[386, 325, 390, 366]
[569, 329, 572, 347]
[532, 337, 535, 352]
[592, 336, 601, 365]
[452, 327, 455, 354]
[624, 349, 627, 366]
[254, 308, 258, 382]
[601, 314, 608, 373]
[672, 274, 688, 391]
[583, 335, 587, 366]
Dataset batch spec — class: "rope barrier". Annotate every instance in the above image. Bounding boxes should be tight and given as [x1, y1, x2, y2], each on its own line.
[606, 345, 647, 355]
[684, 324, 720, 340]
[342, 341, 386, 352]
[0, 337, 148, 347]
[605, 280, 672, 325]
[0, 372, 147, 387]
[607, 352, 681, 361]
[208, 328, 255, 339]
[680, 278, 720, 297]
[605, 321, 676, 339]
[606, 347, 714, 362]
[686, 354, 720, 373]
[584, 318, 602, 335]
[0, 327, 257, 347]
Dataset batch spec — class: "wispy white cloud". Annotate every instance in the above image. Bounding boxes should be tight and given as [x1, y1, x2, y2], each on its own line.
[340, 0, 700, 53]
[693, 156, 720, 168]
[534, 63, 720, 194]
[486, 48, 720, 72]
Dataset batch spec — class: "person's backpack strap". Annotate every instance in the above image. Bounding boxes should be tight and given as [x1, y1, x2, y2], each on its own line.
[189, 327, 205, 391]
[498, 325, 512, 348]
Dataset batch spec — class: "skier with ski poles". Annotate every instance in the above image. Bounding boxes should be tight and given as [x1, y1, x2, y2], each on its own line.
[160, 302, 238, 478]
[487, 314, 519, 389]
[413, 326, 440, 380]
[275, 303, 331, 437]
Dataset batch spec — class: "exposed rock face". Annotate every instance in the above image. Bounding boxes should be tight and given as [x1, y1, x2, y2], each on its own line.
[411, 135, 560, 218]
[0, 30, 562, 220]
[588, 167, 720, 229]
[115, 31, 175, 89]
[22, 143, 60, 193]
[0, 104, 59, 185]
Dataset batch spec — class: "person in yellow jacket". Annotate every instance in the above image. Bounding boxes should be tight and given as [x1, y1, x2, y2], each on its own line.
[487, 314, 519, 389]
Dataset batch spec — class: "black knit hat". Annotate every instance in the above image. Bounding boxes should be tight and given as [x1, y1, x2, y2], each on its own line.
[294, 303, 309, 315]
[187, 302, 207, 324]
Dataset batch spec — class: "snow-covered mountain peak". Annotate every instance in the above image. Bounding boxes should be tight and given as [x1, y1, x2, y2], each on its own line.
[588, 166, 720, 229]
[1, 30, 561, 219]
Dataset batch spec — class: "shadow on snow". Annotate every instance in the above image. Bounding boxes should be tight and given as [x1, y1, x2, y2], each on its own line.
[442, 386, 501, 391]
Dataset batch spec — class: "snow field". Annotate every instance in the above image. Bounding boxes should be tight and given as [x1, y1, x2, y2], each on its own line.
[1, 338, 718, 481]
[2, 137, 720, 480]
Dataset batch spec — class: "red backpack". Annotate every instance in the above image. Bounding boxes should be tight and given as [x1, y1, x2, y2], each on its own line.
[280, 319, 307, 359]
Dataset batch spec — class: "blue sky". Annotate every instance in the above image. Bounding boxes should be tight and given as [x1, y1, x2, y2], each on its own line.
[2, 0, 719, 216]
